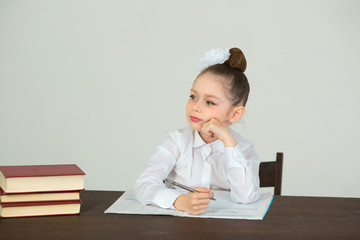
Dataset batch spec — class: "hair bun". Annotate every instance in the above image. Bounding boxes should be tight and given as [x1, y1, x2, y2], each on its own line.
[226, 48, 247, 72]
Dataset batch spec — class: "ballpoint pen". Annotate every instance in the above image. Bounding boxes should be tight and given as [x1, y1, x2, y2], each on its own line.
[163, 178, 216, 201]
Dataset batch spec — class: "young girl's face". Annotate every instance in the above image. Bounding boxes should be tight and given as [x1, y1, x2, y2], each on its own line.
[186, 72, 235, 131]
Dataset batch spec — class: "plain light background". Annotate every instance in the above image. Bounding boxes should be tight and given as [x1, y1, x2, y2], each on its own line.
[1, 0, 359, 197]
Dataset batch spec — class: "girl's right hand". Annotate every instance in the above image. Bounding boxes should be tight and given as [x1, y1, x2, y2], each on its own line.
[173, 188, 214, 215]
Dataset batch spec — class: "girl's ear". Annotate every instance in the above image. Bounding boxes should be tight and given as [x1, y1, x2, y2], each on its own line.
[228, 106, 245, 124]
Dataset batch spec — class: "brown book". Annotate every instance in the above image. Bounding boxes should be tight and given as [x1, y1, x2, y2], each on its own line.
[0, 164, 85, 194]
[0, 188, 80, 203]
[0, 200, 82, 218]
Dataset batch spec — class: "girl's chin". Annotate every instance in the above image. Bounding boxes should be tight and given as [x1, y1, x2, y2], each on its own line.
[188, 122, 202, 131]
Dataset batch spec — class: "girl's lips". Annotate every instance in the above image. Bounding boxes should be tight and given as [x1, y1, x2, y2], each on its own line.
[190, 116, 202, 122]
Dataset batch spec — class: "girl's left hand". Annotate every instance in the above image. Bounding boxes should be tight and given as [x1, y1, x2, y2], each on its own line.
[200, 119, 237, 147]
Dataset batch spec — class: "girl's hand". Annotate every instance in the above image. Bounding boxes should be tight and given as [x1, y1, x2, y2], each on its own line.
[173, 188, 214, 215]
[200, 119, 237, 147]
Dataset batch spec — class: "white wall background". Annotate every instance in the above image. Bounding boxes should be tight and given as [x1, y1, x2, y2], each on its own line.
[1, 0, 359, 197]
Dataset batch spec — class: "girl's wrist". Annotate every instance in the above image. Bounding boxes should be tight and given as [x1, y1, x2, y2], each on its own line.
[222, 133, 237, 147]
[173, 194, 185, 211]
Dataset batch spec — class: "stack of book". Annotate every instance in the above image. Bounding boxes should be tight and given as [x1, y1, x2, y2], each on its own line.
[0, 164, 85, 218]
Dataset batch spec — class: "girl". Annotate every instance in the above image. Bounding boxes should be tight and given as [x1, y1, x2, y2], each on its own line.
[134, 47, 260, 215]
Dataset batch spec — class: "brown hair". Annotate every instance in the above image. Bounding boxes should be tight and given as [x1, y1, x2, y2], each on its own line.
[197, 48, 250, 106]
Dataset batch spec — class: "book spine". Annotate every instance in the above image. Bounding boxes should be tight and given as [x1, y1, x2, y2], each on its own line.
[1, 199, 82, 207]
[0, 164, 85, 178]
[0, 187, 85, 195]
[0, 212, 81, 218]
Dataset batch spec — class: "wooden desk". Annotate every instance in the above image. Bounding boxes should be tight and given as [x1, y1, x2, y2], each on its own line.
[1, 191, 359, 240]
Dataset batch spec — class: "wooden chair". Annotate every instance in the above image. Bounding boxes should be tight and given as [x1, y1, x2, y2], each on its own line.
[259, 152, 284, 195]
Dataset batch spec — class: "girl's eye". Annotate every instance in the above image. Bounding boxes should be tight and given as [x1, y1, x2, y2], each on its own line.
[189, 95, 196, 100]
[206, 101, 216, 106]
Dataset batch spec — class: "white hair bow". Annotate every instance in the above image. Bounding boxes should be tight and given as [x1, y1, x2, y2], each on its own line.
[199, 48, 230, 71]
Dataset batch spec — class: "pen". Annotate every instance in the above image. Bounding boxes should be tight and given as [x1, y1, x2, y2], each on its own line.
[163, 178, 216, 201]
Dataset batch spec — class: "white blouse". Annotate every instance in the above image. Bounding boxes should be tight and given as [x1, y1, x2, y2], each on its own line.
[134, 126, 260, 209]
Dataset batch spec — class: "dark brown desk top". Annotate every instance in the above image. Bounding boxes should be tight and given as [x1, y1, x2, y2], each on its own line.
[1, 190, 359, 240]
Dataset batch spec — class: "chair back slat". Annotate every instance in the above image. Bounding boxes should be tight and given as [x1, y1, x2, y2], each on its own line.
[259, 152, 283, 195]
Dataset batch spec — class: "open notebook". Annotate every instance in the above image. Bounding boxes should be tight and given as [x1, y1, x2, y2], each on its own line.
[105, 190, 273, 220]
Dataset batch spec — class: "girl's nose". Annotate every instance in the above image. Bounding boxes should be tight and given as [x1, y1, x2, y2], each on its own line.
[192, 102, 200, 112]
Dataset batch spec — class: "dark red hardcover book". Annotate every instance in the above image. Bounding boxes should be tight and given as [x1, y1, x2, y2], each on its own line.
[0, 199, 82, 218]
[0, 186, 83, 195]
[0, 164, 85, 178]
[1, 199, 82, 207]
[0, 188, 81, 204]
[0, 164, 85, 194]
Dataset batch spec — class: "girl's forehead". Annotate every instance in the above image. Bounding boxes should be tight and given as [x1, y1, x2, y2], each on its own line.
[192, 73, 228, 97]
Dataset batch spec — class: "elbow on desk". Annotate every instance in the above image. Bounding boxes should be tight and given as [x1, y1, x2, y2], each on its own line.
[133, 180, 144, 203]
[133, 178, 158, 205]
[230, 189, 259, 204]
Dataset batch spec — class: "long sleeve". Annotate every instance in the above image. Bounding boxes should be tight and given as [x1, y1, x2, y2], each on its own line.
[133, 134, 182, 209]
[224, 143, 260, 204]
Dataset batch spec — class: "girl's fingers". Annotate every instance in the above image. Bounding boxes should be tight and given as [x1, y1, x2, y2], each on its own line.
[194, 187, 211, 193]
[191, 189, 214, 201]
[190, 197, 210, 212]
[209, 192, 215, 198]
[195, 198, 211, 206]
[193, 188, 214, 198]
[201, 119, 223, 138]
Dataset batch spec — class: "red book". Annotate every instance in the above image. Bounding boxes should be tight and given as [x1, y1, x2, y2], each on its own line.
[1, 199, 82, 207]
[0, 164, 85, 194]
[0, 199, 82, 218]
[0, 188, 81, 203]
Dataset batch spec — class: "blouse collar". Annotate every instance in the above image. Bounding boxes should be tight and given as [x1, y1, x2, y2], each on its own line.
[193, 130, 224, 153]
